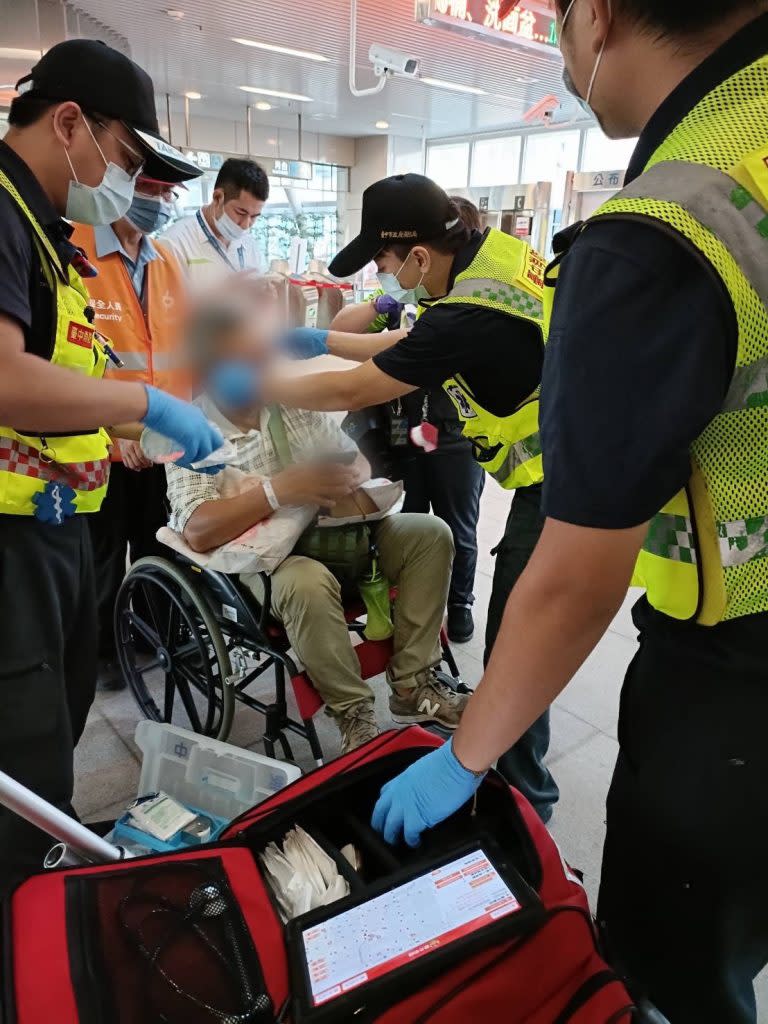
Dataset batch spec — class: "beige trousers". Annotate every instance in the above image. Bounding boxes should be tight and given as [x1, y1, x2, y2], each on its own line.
[240, 513, 454, 714]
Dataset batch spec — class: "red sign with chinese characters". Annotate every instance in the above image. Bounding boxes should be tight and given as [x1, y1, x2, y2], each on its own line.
[417, 0, 559, 51]
[66, 321, 95, 349]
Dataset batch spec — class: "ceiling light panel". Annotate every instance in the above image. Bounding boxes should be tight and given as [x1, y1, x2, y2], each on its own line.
[0, 48, 39, 61]
[232, 37, 329, 62]
[239, 86, 313, 101]
[419, 77, 486, 95]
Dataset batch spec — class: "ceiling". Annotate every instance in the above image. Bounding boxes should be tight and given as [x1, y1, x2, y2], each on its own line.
[0, 0, 584, 141]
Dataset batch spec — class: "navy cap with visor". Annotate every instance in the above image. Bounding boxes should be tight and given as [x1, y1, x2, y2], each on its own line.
[15, 39, 201, 184]
[329, 173, 459, 279]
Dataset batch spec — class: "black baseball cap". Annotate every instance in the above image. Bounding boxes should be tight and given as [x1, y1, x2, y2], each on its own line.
[329, 173, 459, 278]
[15, 39, 201, 184]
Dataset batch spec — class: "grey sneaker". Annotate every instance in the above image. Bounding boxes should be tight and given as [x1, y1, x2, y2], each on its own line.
[389, 671, 470, 730]
[334, 700, 380, 755]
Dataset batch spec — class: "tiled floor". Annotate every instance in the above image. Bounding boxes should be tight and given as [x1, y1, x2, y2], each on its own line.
[74, 481, 767, 1019]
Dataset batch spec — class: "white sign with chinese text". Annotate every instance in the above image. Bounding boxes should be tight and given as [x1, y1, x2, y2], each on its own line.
[573, 169, 626, 192]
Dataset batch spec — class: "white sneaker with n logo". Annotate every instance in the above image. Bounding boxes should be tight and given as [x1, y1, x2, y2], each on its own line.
[389, 672, 470, 730]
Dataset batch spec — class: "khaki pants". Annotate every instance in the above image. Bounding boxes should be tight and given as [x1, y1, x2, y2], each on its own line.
[240, 513, 454, 714]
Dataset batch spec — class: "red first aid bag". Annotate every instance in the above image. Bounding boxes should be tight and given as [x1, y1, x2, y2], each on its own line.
[3, 728, 635, 1023]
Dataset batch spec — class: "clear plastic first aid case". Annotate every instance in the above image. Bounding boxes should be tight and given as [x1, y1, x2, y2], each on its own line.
[111, 721, 301, 853]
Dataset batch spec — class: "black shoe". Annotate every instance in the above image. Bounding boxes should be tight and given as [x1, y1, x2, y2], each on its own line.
[97, 659, 126, 692]
[447, 605, 474, 644]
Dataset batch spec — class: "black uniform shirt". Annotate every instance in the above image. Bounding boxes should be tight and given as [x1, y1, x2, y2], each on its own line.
[373, 229, 545, 418]
[0, 140, 78, 359]
[540, 13, 768, 670]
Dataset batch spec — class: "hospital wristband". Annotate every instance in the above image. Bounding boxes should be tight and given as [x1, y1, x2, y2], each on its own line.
[262, 478, 281, 511]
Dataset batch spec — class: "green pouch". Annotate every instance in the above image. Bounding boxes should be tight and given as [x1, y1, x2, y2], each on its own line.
[293, 521, 372, 590]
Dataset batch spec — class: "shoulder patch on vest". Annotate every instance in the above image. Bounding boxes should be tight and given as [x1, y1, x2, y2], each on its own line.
[445, 384, 477, 418]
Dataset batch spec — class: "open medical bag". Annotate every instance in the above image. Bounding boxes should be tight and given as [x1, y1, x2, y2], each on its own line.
[2, 728, 636, 1023]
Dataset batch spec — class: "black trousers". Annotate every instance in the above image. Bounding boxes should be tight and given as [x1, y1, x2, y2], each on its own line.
[394, 448, 485, 608]
[598, 622, 768, 1024]
[88, 462, 168, 660]
[484, 483, 559, 822]
[0, 515, 97, 891]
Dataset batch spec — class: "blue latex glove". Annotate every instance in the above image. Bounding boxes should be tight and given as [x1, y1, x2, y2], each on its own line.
[283, 326, 329, 360]
[371, 739, 486, 848]
[207, 360, 260, 410]
[374, 294, 403, 318]
[142, 386, 225, 473]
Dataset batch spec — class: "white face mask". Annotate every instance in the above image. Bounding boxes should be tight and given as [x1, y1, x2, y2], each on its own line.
[216, 209, 248, 243]
[377, 251, 430, 305]
[560, 0, 611, 118]
[63, 118, 138, 226]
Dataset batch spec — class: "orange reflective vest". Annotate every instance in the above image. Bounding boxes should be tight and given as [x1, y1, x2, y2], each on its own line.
[69, 223, 189, 397]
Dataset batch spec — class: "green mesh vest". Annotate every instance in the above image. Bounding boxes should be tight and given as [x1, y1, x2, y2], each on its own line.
[593, 54, 768, 623]
[438, 229, 547, 490]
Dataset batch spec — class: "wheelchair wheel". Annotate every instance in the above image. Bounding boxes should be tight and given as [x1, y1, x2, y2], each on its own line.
[114, 556, 235, 741]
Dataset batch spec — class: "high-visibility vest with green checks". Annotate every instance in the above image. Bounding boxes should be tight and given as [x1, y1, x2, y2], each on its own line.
[438, 228, 547, 490]
[0, 171, 111, 516]
[546, 53, 768, 624]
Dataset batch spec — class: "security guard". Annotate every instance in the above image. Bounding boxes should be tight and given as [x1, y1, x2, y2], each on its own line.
[0, 39, 223, 887]
[372, 2, 768, 1021]
[271, 173, 559, 822]
[70, 177, 190, 690]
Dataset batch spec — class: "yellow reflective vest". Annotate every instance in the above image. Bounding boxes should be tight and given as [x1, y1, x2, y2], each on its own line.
[544, 53, 768, 624]
[0, 170, 110, 516]
[437, 228, 546, 490]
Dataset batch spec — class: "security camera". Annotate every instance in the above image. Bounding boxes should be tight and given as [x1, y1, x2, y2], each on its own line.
[523, 94, 560, 126]
[368, 44, 420, 79]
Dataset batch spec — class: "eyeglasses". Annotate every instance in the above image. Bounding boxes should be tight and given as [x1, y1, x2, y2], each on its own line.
[90, 118, 145, 178]
[135, 179, 181, 202]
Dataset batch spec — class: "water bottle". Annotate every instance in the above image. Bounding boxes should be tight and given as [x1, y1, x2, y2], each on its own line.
[358, 555, 394, 641]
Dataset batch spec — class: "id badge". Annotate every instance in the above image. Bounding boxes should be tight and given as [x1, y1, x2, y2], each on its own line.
[389, 414, 410, 448]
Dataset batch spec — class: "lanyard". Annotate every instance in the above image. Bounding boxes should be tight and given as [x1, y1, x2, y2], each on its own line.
[196, 209, 245, 271]
[391, 392, 430, 422]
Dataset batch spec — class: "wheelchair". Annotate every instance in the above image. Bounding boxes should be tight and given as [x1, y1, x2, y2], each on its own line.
[113, 552, 464, 764]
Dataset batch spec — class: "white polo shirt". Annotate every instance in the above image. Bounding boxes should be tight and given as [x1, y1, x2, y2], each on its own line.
[160, 209, 262, 292]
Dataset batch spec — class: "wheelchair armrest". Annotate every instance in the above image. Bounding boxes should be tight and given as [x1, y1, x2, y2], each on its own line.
[258, 571, 273, 633]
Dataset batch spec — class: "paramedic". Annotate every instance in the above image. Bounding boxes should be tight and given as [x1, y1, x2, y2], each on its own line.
[70, 176, 191, 691]
[372, 2, 768, 1021]
[274, 173, 559, 824]
[0, 39, 224, 887]
[328, 196, 485, 647]
[161, 157, 268, 289]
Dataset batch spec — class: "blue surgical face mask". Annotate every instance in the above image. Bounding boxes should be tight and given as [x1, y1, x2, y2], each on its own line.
[377, 251, 430, 305]
[63, 118, 138, 226]
[559, 0, 610, 119]
[127, 193, 173, 234]
[562, 67, 592, 117]
[207, 360, 259, 409]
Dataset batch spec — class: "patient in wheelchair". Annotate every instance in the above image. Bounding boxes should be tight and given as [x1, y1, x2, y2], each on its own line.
[164, 289, 469, 754]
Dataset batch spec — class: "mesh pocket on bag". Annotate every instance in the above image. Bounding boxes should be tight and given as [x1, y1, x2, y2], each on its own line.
[65, 856, 273, 1024]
